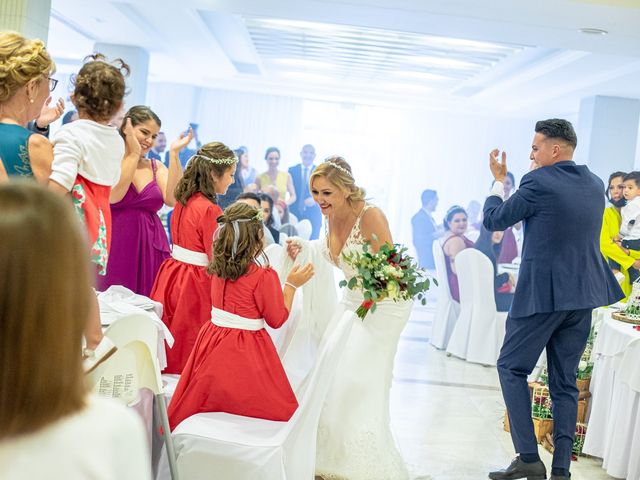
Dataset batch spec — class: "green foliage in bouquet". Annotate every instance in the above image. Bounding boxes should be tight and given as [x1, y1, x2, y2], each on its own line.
[338, 237, 436, 319]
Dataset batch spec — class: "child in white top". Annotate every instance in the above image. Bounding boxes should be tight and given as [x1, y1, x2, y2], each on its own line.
[616, 172, 640, 282]
[49, 54, 139, 367]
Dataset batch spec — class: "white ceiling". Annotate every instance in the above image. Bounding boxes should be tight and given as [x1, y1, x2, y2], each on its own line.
[46, 0, 640, 116]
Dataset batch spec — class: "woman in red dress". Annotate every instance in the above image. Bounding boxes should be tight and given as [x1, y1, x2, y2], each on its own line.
[150, 141, 237, 373]
[168, 202, 314, 429]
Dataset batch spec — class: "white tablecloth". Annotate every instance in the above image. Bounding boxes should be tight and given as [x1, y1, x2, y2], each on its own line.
[583, 307, 640, 479]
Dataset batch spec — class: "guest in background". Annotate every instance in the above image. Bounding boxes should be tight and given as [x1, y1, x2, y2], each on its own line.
[150, 141, 236, 374]
[178, 122, 201, 168]
[259, 192, 280, 244]
[217, 147, 245, 209]
[441, 205, 474, 302]
[98, 106, 184, 297]
[148, 131, 167, 164]
[600, 171, 637, 298]
[0, 182, 151, 480]
[0, 31, 56, 182]
[615, 171, 640, 283]
[411, 189, 439, 269]
[236, 191, 276, 245]
[474, 226, 515, 312]
[237, 146, 257, 187]
[256, 146, 296, 205]
[289, 144, 322, 239]
[168, 203, 314, 429]
[498, 171, 519, 263]
[49, 54, 131, 367]
[466, 200, 482, 231]
[62, 109, 78, 125]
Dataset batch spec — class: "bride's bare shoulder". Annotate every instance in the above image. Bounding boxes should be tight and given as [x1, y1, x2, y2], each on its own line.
[360, 206, 391, 242]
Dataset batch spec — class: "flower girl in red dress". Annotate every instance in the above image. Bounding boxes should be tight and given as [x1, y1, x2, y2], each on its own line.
[168, 202, 314, 429]
[150, 141, 237, 374]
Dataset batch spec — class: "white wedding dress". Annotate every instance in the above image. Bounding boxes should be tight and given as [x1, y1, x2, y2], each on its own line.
[307, 205, 412, 480]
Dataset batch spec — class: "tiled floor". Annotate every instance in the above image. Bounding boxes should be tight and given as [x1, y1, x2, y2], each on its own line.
[390, 302, 618, 480]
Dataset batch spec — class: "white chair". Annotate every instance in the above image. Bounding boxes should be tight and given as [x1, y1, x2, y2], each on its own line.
[430, 241, 460, 350]
[171, 310, 355, 480]
[296, 219, 312, 241]
[462, 249, 508, 366]
[89, 315, 179, 480]
[446, 248, 475, 360]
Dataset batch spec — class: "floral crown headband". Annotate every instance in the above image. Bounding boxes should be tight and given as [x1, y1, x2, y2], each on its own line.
[216, 209, 263, 258]
[189, 154, 237, 166]
[324, 158, 353, 179]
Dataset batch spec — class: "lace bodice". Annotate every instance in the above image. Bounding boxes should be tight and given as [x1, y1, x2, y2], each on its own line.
[322, 204, 374, 280]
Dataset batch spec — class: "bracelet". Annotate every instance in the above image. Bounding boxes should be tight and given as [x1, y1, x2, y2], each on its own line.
[284, 281, 297, 290]
[34, 123, 50, 133]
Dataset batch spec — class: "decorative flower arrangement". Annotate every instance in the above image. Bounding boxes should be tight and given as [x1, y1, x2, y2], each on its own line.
[339, 237, 435, 320]
[531, 383, 553, 419]
[572, 423, 587, 457]
[576, 360, 593, 380]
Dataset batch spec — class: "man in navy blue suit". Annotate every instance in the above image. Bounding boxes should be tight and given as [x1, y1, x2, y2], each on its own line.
[289, 144, 322, 239]
[411, 189, 439, 269]
[483, 119, 623, 480]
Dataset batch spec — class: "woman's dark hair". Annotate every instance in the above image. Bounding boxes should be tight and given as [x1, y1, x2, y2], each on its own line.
[207, 203, 265, 281]
[443, 205, 467, 231]
[264, 146, 280, 159]
[474, 226, 502, 262]
[606, 171, 627, 200]
[119, 105, 161, 137]
[71, 53, 130, 122]
[236, 146, 248, 156]
[236, 192, 261, 206]
[174, 142, 236, 206]
[258, 192, 275, 227]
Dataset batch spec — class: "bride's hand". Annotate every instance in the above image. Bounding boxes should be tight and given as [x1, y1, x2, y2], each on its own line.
[286, 239, 301, 260]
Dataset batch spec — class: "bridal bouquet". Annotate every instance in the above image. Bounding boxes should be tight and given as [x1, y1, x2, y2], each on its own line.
[339, 238, 435, 319]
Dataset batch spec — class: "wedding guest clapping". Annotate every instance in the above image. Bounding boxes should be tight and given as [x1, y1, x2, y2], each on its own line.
[168, 202, 314, 429]
[256, 146, 296, 205]
[0, 182, 151, 480]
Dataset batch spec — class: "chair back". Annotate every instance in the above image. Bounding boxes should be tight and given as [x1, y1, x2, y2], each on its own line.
[446, 248, 475, 359]
[296, 219, 312, 241]
[457, 249, 507, 366]
[431, 241, 460, 349]
[281, 310, 355, 478]
[104, 313, 160, 362]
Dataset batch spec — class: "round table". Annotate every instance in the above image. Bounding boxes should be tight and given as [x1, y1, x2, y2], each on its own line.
[582, 306, 640, 479]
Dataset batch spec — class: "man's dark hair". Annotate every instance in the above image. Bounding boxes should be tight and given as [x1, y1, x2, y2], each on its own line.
[420, 189, 437, 207]
[236, 192, 261, 204]
[534, 119, 577, 150]
[623, 171, 640, 188]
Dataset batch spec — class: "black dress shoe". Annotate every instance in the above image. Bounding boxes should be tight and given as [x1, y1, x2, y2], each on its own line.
[488, 456, 547, 480]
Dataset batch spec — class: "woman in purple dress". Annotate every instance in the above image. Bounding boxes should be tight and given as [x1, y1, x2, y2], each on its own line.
[441, 205, 475, 302]
[98, 106, 189, 296]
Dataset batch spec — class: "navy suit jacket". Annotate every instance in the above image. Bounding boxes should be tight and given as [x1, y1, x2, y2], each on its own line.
[289, 163, 321, 221]
[483, 160, 623, 318]
[411, 209, 437, 269]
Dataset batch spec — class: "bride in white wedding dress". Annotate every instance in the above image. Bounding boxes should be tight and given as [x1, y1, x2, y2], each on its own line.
[286, 156, 412, 480]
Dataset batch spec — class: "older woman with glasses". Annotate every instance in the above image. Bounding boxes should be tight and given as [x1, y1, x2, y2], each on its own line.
[0, 31, 59, 183]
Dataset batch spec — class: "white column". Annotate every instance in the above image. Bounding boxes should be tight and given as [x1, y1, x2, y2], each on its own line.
[0, 0, 51, 41]
[93, 43, 149, 108]
[577, 95, 640, 181]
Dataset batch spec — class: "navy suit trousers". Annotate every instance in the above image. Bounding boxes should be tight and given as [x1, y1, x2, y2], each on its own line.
[498, 308, 592, 471]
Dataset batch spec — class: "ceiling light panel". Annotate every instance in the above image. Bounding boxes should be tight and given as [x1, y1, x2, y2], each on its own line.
[244, 17, 528, 92]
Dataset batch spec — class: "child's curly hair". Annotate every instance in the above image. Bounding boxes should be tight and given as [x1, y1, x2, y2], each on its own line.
[207, 203, 265, 281]
[71, 53, 130, 122]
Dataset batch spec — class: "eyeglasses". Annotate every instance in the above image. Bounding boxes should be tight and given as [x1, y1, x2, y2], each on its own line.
[48, 77, 58, 92]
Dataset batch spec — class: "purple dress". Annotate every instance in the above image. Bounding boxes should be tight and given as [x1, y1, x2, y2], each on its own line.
[98, 160, 170, 296]
[442, 234, 475, 302]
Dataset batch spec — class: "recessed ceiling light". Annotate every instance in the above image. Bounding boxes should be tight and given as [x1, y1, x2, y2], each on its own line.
[579, 28, 608, 35]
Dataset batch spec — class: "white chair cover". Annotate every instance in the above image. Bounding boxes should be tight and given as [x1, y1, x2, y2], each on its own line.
[171, 311, 355, 480]
[89, 315, 178, 480]
[446, 248, 474, 359]
[430, 241, 460, 349]
[296, 219, 312, 241]
[462, 249, 507, 366]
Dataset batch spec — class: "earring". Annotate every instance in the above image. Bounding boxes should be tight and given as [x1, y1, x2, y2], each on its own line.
[29, 98, 34, 104]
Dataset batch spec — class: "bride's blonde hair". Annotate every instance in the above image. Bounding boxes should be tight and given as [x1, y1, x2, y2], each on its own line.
[310, 155, 366, 205]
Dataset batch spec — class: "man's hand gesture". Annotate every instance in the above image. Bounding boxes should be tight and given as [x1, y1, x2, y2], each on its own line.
[489, 148, 507, 182]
